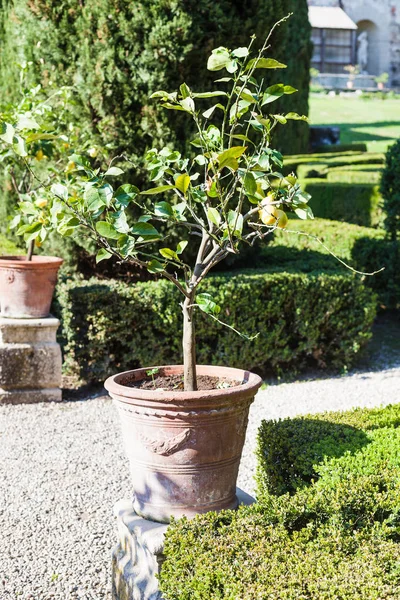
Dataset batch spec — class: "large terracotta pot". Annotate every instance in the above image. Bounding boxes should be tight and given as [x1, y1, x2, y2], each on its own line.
[0, 255, 63, 318]
[105, 365, 262, 523]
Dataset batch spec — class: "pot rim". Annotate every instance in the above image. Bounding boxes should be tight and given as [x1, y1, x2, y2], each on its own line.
[104, 364, 263, 404]
[0, 255, 64, 269]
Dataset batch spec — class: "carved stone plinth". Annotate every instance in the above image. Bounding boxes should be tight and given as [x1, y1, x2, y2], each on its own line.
[112, 489, 255, 600]
[0, 316, 62, 404]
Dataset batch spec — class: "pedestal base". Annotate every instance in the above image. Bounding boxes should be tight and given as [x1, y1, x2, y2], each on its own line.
[0, 316, 62, 404]
[112, 489, 255, 600]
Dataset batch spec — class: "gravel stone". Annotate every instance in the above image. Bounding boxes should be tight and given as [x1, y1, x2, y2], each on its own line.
[1, 365, 399, 599]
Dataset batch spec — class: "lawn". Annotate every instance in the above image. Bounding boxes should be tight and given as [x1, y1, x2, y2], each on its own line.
[309, 94, 400, 153]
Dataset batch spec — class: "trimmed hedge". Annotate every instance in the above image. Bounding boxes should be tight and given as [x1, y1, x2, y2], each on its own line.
[301, 180, 382, 227]
[159, 404, 400, 599]
[265, 218, 399, 309]
[54, 268, 376, 384]
[327, 170, 381, 184]
[313, 142, 368, 153]
[284, 152, 385, 175]
[256, 403, 400, 498]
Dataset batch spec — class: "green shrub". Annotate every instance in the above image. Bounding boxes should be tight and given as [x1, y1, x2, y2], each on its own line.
[159, 404, 400, 600]
[352, 237, 400, 309]
[301, 180, 382, 227]
[285, 152, 384, 175]
[380, 138, 400, 241]
[54, 268, 376, 384]
[297, 163, 328, 179]
[263, 218, 398, 309]
[0, 232, 22, 256]
[312, 142, 368, 153]
[329, 163, 383, 173]
[256, 403, 400, 499]
[0, 0, 311, 161]
[327, 170, 381, 184]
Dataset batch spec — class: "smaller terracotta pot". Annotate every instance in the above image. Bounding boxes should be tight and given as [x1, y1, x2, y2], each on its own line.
[0, 255, 63, 318]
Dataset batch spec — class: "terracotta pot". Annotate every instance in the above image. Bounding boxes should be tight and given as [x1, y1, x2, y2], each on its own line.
[0, 255, 63, 318]
[377, 82, 385, 90]
[105, 365, 262, 523]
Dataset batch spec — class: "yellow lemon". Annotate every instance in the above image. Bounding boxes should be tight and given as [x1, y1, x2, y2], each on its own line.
[259, 205, 279, 226]
[35, 149, 44, 161]
[35, 198, 48, 208]
[88, 147, 98, 158]
[65, 160, 76, 174]
[275, 209, 288, 229]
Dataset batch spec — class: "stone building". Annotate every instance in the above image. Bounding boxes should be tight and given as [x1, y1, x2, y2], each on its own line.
[308, 0, 400, 86]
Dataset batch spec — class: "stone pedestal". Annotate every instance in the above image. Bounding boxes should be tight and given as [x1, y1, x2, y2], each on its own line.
[0, 316, 62, 404]
[112, 489, 255, 600]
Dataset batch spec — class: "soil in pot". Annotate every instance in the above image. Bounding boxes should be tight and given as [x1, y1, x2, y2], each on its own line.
[126, 373, 241, 391]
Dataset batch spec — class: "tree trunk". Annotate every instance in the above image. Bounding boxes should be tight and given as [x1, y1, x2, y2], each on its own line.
[182, 294, 197, 391]
[27, 240, 34, 261]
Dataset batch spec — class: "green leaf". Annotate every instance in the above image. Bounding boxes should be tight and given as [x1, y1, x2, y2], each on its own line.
[173, 202, 187, 220]
[95, 221, 120, 239]
[112, 211, 130, 234]
[159, 248, 179, 261]
[244, 172, 257, 196]
[18, 221, 42, 242]
[13, 135, 27, 157]
[197, 293, 221, 316]
[232, 47, 249, 58]
[84, 186, 107, 212]
[294, 205, 314, 220]
[180, 83, 191, 99]
[272, 114, 287, 124]
[246, 58, 287, 71]
[161, 103, 186, 111]
[141, 185, 175, 195]
[118, 234, 136, 257]
[261, 84, 286, 105]
[18, 201, 37, 215]
[284, 85, 298, 94]
[147, 259, 164, 274]
[207, 47, 231, 71]
[0, 121, 15, 144]
[207, 207, 221, 226]
[226, 60, 238, 73]
[104, 166, 124, 177]
[285, 112, 309, 121]
[131, 222, 160, 238]
[202, 104, 224, 119]
[217, 146, 247, 171]
[227, 210, 243, 236]
[16, 114, 39, 130]
[96, 249, 112, 263]
[51, 183, 68, 201]
[180, 97, 195, 113]
[193, 91, 227, 98]
[175, 173, 190, 194]
[154, 201, 174, 218]
[8, 214, 21, 229]
[176, 240, 188, 255]
[115, 184, 139, 206]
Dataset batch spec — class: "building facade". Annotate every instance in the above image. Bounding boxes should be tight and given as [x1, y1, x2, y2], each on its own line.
[308, 0, 400, 85]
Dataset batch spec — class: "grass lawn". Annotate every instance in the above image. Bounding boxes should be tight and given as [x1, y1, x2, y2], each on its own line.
[309, 94, 400, 153]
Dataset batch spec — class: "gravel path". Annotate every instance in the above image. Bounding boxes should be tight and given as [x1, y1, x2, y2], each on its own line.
[1, 365, 399, 600]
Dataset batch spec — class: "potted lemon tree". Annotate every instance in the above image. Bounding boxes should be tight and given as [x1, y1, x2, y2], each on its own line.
[0, 82, 80, 318]
[10, 18, 314, 522]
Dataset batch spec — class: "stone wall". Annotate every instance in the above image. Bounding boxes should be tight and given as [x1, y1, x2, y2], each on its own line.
[308, 0, 400, 84]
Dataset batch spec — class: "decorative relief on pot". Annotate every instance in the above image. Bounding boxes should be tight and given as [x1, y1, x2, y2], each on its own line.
[138, 428, 191, 456]
[5, 271, 15, 284]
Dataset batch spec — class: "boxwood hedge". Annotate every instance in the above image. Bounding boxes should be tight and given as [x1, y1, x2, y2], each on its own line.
[159, 403, 400, 600]
[54, 267, 376, 384]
